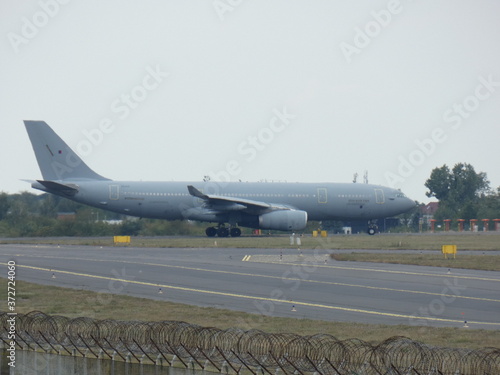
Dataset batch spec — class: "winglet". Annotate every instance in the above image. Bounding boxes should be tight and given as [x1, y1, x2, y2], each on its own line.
[187, 185, 208, 199]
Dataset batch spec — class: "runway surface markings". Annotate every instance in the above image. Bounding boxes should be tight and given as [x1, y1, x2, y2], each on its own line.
[4, 251, 500, 283]
[4, 250, 499, 282]
[0, 256, 500, 303]
[5, 262, 500, 327]
[1, 255, 499, 304]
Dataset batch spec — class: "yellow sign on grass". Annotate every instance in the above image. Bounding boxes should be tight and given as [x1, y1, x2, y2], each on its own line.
[441, 245, 457, 259]
[114, 236, 131, 244]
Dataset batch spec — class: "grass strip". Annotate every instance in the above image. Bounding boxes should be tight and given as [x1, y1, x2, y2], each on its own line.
[2, 233, 500, 250]
[330, 253, 500, 271]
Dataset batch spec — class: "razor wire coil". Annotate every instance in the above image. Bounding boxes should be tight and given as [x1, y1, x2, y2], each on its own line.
[2, 311, 499, 375]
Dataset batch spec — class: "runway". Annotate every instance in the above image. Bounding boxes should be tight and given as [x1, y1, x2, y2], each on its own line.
[0, 244, 499, 330]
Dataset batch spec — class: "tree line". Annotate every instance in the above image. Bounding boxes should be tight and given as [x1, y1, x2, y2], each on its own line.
[424, 162, 500, 224]
[0, 192, 205, 237]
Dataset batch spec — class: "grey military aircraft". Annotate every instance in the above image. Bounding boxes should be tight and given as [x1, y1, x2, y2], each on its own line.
[24, 121, 415, 236]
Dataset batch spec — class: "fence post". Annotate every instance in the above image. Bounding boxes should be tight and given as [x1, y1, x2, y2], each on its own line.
[180, 343, 204, 369]
[216, 346, 241, 374]
[150, 339, 170, 365]
[197, 346, 221, 371]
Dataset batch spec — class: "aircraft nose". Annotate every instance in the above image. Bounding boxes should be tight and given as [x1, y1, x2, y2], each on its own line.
[403, 197, 416, 211]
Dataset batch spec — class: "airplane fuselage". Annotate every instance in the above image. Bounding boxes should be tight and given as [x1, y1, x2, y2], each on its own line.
[32, 179, 414, 224]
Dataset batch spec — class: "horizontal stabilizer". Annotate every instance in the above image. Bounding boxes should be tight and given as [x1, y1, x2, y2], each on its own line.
[37, 180, 79, 196]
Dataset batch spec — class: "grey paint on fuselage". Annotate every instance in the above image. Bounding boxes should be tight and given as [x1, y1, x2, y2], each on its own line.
[58, 181, 408, 220]
[32, 180, 414, 224]
[25, 121, 416, 233]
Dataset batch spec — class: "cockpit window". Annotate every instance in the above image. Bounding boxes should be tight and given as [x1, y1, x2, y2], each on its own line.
[396, 193, 406, 198]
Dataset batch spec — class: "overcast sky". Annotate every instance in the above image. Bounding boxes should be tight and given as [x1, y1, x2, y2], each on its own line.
[2, 0, 500, 203]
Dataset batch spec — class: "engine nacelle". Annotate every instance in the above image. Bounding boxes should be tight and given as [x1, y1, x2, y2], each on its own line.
[258, 210, 308, 231]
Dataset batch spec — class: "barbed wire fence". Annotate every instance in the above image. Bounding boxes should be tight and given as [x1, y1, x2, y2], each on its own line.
[1, 311, 499, 374]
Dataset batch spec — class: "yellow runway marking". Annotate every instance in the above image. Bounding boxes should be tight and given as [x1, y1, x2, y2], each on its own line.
[3, 262, 500, 327]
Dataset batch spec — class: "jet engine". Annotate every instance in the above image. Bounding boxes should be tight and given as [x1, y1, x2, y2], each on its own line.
[258, 210, 308, 231]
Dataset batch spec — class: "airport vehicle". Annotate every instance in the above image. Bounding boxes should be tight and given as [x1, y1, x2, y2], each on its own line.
[24, 121, 415, 236]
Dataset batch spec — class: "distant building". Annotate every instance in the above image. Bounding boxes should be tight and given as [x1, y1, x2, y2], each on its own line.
[103, 219, 123, 225]
[420, 202, 439, 227]
[57, 212, 76, 221]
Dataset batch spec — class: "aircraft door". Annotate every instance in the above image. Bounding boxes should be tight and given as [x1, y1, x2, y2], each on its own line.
[109, 185, 120, 200]
[317, 188, 328, 204]
[374, 189, 385, 204]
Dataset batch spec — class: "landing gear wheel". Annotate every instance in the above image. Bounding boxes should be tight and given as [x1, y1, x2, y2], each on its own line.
[206, 227, 217, 237]
[367, 227, 376, 235]
[217, 227, 230, 237]
[230, 227, 241, 237]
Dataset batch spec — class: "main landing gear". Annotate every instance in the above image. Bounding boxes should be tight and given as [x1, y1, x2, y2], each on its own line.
[205, 225, 241, 237]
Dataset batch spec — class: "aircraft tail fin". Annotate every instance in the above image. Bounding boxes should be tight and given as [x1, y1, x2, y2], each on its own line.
[24, 120, 110, 181]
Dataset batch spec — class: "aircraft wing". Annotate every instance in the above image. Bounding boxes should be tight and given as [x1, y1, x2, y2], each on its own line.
[187, 185, 289, 214]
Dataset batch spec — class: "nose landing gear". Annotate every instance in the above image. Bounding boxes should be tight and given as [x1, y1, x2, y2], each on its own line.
[367, 221, 378, 235]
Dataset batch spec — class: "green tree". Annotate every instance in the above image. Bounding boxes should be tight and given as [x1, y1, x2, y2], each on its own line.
[0, 192, 9, 220]
[476, 187, 500, 220]
[448, 163, 489, 201]
[39, 194, 58, 217]
[424, 165, 452, 201]
[425, 163, 490, 220]
[119, 220, 143, 236]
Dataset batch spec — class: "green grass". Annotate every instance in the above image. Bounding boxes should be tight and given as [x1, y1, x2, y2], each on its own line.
[1, 278, 498, 350]
[1, 232, 500, 250]
[330, 253, 500, 271]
